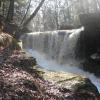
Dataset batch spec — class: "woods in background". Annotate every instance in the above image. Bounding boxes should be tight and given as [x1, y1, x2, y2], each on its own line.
[29, 0, 100, 31]
[0, 0, 100, 32]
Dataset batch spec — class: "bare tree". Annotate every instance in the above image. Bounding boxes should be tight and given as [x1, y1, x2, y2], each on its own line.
[6, 0, 14, 22]
[20, 0, 32, 25]
[23, 0, 45, 27]
[28, 0, 100, 31]
[96, 0, 100, 9]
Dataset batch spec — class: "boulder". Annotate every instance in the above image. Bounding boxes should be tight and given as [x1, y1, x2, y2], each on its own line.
[76, 13, 100, 59]
[79, 13, 100, 27]
[82, 56, 100, 76]
[33, 66, 100, 99]
[75, 13, 100, 75]
[2, 50, 100, 99]
[11, 51, 37, 67]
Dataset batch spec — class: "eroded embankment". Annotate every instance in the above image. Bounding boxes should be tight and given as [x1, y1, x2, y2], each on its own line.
[0, 50, 100, 100]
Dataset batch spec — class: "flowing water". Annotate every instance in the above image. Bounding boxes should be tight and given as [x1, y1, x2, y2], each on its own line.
[21, 27, 100, 92]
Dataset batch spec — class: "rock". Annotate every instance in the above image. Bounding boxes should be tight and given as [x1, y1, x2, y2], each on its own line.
[82, 57, 100, 76]
[34, 66, 100, 99]
[75, 21, 100, 76]
[43, 71, 98, 92]
[75, 24, 100, 59]
[12, 52, 37, 67]
[20, 57, 36, 67]
[4, 22, 19, 37]
[76, 13, 100, 59]
[79, 13, 100, 27]
[1, 50, 100, 99]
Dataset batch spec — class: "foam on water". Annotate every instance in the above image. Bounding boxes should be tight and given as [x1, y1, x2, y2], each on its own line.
[21, 28, 100, 92]
[26, 49, 100, 92]
[21, 28, 84, 64]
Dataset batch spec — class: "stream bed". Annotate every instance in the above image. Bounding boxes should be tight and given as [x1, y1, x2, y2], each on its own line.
[26, 49, 100, 93]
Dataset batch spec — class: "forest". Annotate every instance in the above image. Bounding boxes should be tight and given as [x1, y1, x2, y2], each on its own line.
[0, 0, 100, 100]
[0, 0, 100, 31]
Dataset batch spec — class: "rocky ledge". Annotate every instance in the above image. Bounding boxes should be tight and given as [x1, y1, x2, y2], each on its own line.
[0, 50, 100, 100]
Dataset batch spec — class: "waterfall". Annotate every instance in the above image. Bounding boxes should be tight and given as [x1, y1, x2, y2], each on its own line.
[21, 27, 84, 65]
[21, 27, 100, 92]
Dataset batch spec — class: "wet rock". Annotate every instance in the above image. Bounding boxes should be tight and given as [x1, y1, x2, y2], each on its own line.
[79, 13, 100, 27]
[35, 66, 100, 99]
[43, 71, 98, 92]
[75, 13, 100, 77]
[82, 57, 100, 76]
[19, 57, 36, 67]
[0, 50, 100, 99]
[76, 13, 100, 59]
[23, 80, 38, 91]
[11, 52, 37, 67]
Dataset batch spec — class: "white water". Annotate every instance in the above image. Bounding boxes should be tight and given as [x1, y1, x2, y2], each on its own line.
[21, 28, 100, 92]
[21, 28, 84, 64]
[26, 49, 100, 92]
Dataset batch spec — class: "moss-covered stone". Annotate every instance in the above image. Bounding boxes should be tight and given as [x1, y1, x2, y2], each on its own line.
[34, 66, 100, 99]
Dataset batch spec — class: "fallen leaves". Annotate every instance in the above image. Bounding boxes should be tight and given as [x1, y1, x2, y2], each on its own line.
[0, 51, 97, 100]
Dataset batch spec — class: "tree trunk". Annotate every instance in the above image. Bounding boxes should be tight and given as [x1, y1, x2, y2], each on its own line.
[6, 0, 14, 22]
[20, 0, 32, 25]
[23, 0, 45, 27]
[2, 2, 5, 16]
[0, 1, 1, 7]
[96, 0, 100, 9]
[66, 0, 71, 24]
[54, 0, 59, 30]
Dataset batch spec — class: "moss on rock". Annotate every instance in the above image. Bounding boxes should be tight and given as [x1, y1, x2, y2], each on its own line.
[34, 66, 100, 99]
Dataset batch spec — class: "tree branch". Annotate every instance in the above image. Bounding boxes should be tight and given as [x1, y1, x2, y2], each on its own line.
[23, 0, 45, 27]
